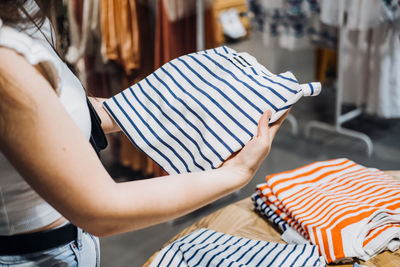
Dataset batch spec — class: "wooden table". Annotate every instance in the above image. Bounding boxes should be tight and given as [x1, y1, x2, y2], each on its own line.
[144, 171, 400, 267]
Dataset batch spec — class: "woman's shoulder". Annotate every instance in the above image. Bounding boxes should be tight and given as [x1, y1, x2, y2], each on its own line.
[0, 19, 62, 94]
[0, 45, 43, 95]
[0, 19, 36, 58]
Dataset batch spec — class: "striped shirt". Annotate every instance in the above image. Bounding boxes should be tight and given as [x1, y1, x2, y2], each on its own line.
[252, 193, 309, 245]
[252, 193, 289, 232]
[256, 159, 400, 263]
[104, 46, 321, 174]
[150, 228, 325, 267]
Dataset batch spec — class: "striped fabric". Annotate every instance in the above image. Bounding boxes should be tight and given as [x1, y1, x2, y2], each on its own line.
[104, 46, 321, 174]
[252, 193, 309, 245]
[252, 193, 289, 232]
[150, 228, 325, 267]
[256, 158, 400, 263]
[254, 185, 308, 239]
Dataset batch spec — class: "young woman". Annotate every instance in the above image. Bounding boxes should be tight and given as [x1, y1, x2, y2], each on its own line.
[0, 0, 287, 265]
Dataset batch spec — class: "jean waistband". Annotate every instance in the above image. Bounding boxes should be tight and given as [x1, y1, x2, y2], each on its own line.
[0, 223, 77, 255]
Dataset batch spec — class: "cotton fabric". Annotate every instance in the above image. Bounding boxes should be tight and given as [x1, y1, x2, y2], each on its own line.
[161, 0, 213, 22]
[100, 0, 140, 74]
[150, 228, 325, 267]
[320, 0, 397, 30]
[321, 0, 400, 118]
[340, 19, 400, 118]
[250, 0, 337, 50]
[252, 193, 309, 245]
[255, 159, 400, 263]
[104, 46, 321, 174]
[66, 0, 101, 65]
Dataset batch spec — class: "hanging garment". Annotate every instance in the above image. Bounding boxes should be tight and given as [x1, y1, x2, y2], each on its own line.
[320, 0, 397, 31]
[149, 228, 325, 267]
[66, 0, 85, 83]
[104, 46, 321, 174]
[219, 8, 247, 39]
[162, 0, 214, 22]
[100, 0, 157, 176]
[322, 0, 400, 118]
[66, 0, 117, 98]
[66, 0, 101, 64]
[253, 0, 336, 50]
[154, 0, 196, 71]
[100, 0, 140, 75]
[365, 21, 400, 118]
[314, 47, 337, 84]
[256, 158, 400, 263]
[340, 28, 371, 107]
[340, 20, 400, 118]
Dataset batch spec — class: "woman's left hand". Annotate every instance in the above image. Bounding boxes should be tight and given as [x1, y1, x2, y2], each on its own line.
[222, 110, 289, 182]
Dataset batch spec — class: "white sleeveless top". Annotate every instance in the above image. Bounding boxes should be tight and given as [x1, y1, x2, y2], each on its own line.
[0, 2, 91, 235]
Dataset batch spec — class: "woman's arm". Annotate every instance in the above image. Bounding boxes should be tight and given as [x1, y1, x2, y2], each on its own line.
[0, 47, 285, 237]
[88, 96, 120, 134]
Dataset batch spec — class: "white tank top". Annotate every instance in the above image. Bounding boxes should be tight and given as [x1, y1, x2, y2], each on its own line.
[0, 2, 91, 235]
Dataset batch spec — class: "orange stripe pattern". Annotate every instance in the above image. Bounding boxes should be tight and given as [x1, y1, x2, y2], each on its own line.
[256, 158, 400, 263]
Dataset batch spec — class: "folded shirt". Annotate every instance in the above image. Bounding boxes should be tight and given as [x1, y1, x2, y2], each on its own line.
[150, 228, 325, 267]
[104, 46, 321, 174]
[252, 193, 309, 245]
[255, 183, 308, 239]
[252, 193, 289, 232]
[256, 158, 400, 263]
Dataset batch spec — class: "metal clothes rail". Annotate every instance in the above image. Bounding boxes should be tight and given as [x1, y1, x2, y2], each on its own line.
[305, 0, 373, 156]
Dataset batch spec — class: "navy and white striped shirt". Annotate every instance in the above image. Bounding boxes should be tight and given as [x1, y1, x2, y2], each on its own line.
[252, 193, 309, 245]
[149, 228, 325, 267]
[252, 193, 289, 232]
[104, 46, 321, 174]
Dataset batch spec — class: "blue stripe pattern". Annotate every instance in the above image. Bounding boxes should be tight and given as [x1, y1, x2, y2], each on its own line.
[104, 46, 321, 174]
[149, 228, 325, 267]
[130, 86, 207, 170]
[252, 193, 289, 231]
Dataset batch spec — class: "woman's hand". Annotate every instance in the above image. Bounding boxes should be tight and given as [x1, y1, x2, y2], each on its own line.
[222, 110, 289, 183]
[88, 97, 121, 134]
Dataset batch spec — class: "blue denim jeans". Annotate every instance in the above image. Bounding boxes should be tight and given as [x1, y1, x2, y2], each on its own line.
[0, 228, 100, 267]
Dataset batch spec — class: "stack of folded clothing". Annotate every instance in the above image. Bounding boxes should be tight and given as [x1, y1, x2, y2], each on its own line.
[252, 193, 309, 245]
[104, 46, 321, 174]
[253, 158, 400, 263]
[150, 228, 325, 267]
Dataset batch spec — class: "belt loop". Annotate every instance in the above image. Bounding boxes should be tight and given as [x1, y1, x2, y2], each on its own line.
[76, 228, 83, 250]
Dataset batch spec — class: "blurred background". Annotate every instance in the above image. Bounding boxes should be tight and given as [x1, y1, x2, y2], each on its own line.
[50, 0, 400, 265]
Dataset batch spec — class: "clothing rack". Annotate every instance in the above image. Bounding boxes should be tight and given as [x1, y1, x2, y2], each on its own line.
[196, 0, 205, 51]
[305, 0, 373, 156]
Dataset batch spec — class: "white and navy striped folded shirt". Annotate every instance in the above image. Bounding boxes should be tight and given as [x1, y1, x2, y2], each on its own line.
[252, 193, 309, 245]
[104, 46, 321, 174]
[150, 228, 325, 267]
[252, 193, 289, 232]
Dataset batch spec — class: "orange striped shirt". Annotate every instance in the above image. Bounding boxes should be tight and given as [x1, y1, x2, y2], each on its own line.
[256, 159, 400, 263]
